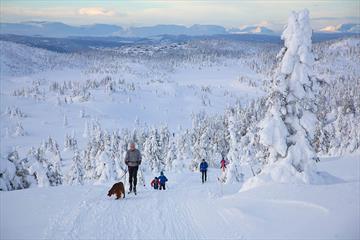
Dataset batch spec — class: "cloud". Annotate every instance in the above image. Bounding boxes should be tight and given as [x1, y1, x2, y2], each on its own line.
[78, 7, 115, 16]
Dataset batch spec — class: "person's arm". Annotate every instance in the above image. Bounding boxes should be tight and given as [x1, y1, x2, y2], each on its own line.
[124, 151, 129, 165]
[165, 176, 168, 182]
[138, 150, 142, 165]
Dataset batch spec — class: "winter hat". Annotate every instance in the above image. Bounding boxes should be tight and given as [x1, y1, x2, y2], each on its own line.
[160, 171, 164, 175]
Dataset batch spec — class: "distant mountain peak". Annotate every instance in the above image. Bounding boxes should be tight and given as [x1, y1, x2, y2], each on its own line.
[320, 23, 360, 33]
[229, 25, 276, 35]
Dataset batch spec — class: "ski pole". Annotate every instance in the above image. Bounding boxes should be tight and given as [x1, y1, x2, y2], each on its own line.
[140, 168, 146, 187]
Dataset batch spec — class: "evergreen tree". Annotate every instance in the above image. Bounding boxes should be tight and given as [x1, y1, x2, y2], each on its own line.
[43, 138, 63, 186]
[254, 9, 319, 185]
[175, 130, 191, 171]
[27, 147, 50, 187]
[66, 150, 84, 185]
[143, 128, 163, 172]
[225, 112, 243, 183]
[165, 138, 177, 171]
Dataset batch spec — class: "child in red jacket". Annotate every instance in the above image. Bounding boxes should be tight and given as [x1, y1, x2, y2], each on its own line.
[220, 158, 227, 172]
[151, 177, 160, 190]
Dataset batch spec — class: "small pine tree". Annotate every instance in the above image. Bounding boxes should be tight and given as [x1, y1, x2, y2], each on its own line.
[165, 139, 177, 171]
[27, 147, 50, 187]
[143, 128, 163, 172]
[66, 151, 84, 185]
[14, 122, 26, 136]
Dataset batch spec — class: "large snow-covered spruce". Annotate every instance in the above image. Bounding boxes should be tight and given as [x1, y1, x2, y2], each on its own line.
[244, 9, 319, 188]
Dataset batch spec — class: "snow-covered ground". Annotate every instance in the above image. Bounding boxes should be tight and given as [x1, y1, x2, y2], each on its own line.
[1, 153, 359, 240]
[1, 30, 359, 240]
[0, 40, 268, 159]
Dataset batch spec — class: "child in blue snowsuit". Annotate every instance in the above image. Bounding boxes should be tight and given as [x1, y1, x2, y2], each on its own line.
[199, 159, 208, 183]
[158, 171, 168, 190]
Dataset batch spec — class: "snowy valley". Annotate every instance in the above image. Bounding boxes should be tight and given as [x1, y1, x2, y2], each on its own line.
[1, 9, 360, 240]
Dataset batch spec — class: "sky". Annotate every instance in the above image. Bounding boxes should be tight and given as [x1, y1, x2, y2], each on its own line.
[0, 0, 359, 31]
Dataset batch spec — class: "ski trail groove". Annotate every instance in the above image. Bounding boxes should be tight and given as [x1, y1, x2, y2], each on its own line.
[43, 175, 219, 239]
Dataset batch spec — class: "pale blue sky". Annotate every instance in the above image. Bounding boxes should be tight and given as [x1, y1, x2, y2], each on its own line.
[0, 0, 359, 30]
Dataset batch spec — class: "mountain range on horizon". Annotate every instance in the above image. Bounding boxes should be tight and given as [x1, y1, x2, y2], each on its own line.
[0, 21, 359, 38]
[320, 23, 360, 33]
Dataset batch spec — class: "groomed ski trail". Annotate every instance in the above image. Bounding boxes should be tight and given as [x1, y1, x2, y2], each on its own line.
[43, 171, 224, 240]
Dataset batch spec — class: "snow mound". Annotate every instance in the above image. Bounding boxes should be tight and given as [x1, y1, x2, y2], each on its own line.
[240, 161, 343, 192]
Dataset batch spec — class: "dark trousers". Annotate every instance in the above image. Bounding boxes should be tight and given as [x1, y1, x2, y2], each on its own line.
[128, 166, 138, 190]
[159, 183, 166, 190]
[201, 170, 207, 183]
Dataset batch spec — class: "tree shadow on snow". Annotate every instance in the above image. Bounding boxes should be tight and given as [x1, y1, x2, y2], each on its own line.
[313, 171, 346, 185]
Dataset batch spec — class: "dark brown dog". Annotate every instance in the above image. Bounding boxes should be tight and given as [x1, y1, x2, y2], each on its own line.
[107, 182, 125, 199]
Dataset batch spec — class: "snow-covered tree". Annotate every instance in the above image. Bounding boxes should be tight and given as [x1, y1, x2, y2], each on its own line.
[165, 138, 177, 171]
[64, 132, 78, 151]
[94, 146, 116, 184]
[225, 112, 243, 183]
[248, 9, 319, 187]
[14, 122, 26, 136]
[143, 128, 163, 172]
[43, 137, 63, 186]
[191, 112, 212, 170]
[66, 150, 84, 185]
[159, 125, 171, 162]
[27, 147, 50, 187]
[175, 130, 192, 171]
[0, 150, 33, 191]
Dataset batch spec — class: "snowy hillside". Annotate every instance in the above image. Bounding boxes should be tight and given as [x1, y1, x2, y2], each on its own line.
[1, 154, 359, 239]
[0, 39, 274, 156]
[0, 8, 360, 239]
[1, 34, 359, 188]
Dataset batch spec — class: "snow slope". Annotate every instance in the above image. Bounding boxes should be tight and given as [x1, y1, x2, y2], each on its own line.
[1, 154, 359, 240]
[0, 40, 268, 159]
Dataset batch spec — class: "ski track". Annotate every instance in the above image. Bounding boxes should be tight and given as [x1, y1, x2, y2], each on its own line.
[44, 178, 209, 239]
[39, 170, 337, 240]
[2, 161, 358, 240]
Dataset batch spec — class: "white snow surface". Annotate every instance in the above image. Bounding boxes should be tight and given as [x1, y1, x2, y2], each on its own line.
[1, 154, 359, 240]
[0, 40, 266, 158]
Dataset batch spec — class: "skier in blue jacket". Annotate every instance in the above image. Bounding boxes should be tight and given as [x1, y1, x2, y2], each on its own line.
[158, 171, 168, 190]
[199, 159, 208, 183]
